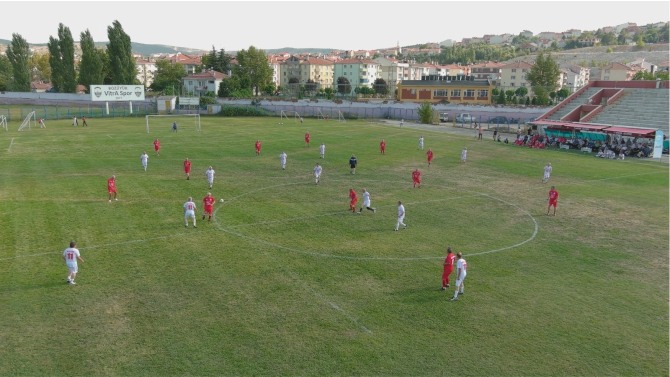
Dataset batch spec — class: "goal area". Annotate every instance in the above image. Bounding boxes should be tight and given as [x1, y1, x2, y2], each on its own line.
[145, 114, 201, 133]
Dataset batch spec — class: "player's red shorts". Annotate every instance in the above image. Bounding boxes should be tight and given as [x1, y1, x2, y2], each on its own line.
[549, 199, 557, 207]
[443, 266, 454, 278]
[256, 147, 261, 152]
[427, 157, 433, 162]
[381, 146, 385, 151]
[184, 166, 191, 173]
[350, 198, 358, 206]
[413, 178, 421, 184]
[204, 205, 213, 215]
[305, 137, 310, 142]
[154, 145, 160, 151]
[108, 188, 117, 194]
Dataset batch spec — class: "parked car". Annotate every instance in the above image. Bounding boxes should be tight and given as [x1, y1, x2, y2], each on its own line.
[439, 113, 449, 122]
[488, 116, 508, 124]
[455, 113, 474, 123]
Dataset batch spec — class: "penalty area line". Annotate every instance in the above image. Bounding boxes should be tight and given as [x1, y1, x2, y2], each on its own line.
[7, 138, 14, 151]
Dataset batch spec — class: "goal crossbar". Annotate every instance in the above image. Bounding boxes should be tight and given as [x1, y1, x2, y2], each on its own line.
[280, 110, 301, 123]
[0, 115, 7, 131]
[145, 114, 201, 133]
[18, 111, 36, 131]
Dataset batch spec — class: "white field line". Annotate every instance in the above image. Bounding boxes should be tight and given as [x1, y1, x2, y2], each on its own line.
[7, 138, 14, 151]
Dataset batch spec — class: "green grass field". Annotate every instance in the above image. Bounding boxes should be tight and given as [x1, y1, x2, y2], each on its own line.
[0, 116, 667, 376]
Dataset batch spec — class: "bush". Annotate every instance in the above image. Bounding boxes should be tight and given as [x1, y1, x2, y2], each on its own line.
[217, 105, 273, 117]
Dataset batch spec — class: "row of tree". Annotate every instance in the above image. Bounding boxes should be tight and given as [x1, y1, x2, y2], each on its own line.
[0, 20, 136, 92]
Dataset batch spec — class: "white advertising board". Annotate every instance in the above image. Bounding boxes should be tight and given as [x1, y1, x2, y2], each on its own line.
[179, 97, 200, 106]
[90, 85, 145, 101]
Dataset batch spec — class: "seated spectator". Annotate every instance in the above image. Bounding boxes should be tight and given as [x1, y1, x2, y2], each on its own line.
[504, 138, 509, 144]
[596, 149, 607, 158]
[497, 135, 502, 142]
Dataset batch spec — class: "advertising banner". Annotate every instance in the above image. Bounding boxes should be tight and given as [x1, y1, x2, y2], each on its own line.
[653, 130, 663, 159]
[90, 85, 145, 101]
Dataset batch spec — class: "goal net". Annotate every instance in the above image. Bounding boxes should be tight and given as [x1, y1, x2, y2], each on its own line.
[280, 110, 301, 123]
[337, 110, 346, 122]
[317, 109, 331, 121]
[145, 114, 201, 133]
[0, 115, 7, 131]
[17, 111, 36, 131]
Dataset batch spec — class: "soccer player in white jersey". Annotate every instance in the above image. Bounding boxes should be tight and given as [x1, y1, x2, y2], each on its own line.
[141, 151, 149, 171]
[461, 147, 467, 164]
[319, 143, 326, 159]
[358, 188, 376, 214]
[418, 136, 424, 150]
[62, 241, 84, 285]
[279, 152, 287, 170]
[184, 197, 197, 228]
[314, 163, 322, 184]
[450, 252, 467, 301]
[394, 201, 407, 231]
[542, 163, 552, 183]
[205, 166, 215, 189]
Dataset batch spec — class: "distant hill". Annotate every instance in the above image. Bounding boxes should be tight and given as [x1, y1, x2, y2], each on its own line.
[0, 39, 208, 56]
[261, 47, 339, 55]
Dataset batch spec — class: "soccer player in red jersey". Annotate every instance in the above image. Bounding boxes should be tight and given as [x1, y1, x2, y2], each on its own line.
[426, 148, 434, 167]
[154, 139, 161, 156]
[202, 192, 216, 221]
[412, 169, 422, 188]
[380, 139, 386, 154]
[349, 188, 358, 213]
[107, 175, 117, 202]
[442, 247, 456, 290]
[547, 186, 559, 216]
[184, 158, 191, 180]
[255, 140, 262, 156]
[304, 132, 310, 147]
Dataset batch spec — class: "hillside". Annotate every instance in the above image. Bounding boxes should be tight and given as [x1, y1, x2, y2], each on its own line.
[503, 44, 669, 66]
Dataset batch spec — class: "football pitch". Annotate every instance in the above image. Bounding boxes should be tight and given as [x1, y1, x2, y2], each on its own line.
[0, 116, 667, 376]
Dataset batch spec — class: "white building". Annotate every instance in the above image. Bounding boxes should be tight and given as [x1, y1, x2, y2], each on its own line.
[181, 70, 228, 96]
[373, 56, 408, 87]
[440, 39, 455, 47]
[136, 59, 158, 88]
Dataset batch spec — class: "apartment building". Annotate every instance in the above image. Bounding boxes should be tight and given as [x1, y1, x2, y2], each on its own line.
[279, 56, 335, 89]
[559, 63, 590, 92]
[499, 61, 533, 91]
[182, 70, 228, 96]
[333, 59, 381, 92]
[470, 61, 505, 81]
[599, 62, 636, 81]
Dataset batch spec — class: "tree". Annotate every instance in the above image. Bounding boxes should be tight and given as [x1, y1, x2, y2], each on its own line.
[234, 46, 273, 96]
[373, 77, 388, 95]
[600, 31, 617, 46]
[657, 72, 669, 81]
[557, 88, 570, 100]
[527, 52, 560, 100]
[549, 91, 557, 101]
[632, 70, 655, 80]
[497, 89, 506, 104]
[617, 29, 630, 45]
[29, 53, 51, 82]
[417, 101, 433, 124]
[150, 60, 187, 92]
[107, 20, 137, 84]
[204, 46, 232, 74]
[304, 78, 317, 92]
[505, 89, 515, 102]
[263, 82, 276, 95]
[514, 86, 528, 98]
[0, 55, 12, 91]
[324, 87, 333, 99]
[336, 76, 351, 94]
[525, 96, 531, 105]
[5, 33, 31, 92]
[635, 36, 645, 48]
[47, 23, 76, 93]
[78, 29, 104, 92]
[491, 87, 500, 96]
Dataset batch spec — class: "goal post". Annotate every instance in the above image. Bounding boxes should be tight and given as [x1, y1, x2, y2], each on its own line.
[17, 111, 36, 131]
[0, 115, 7, 131]
[280, 110, 301, 123]
[337, 110, 346, 122]
[145, 114, 201, 133]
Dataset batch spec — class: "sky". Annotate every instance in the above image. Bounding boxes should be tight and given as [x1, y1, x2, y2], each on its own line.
[1, 1, 668, 52]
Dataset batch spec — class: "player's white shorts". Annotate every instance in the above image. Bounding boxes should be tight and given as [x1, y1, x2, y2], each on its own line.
[363, 200, 371, 207]
[67, 263, 78, 273]
[208, 178, 214, 183]
[544, 173, 550, 179]
[142, 161, 147, 167]
[280, 159, 286, 165]
[456, 275, 466, 286]
[185, 210, 195, 219]
[397, 215, 405, 223]
[315, 173, 321, 179]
